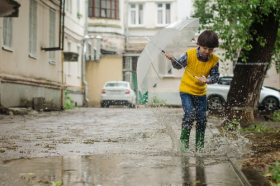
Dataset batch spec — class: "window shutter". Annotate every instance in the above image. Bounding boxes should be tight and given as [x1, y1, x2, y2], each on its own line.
[125, 72, 132, 83]
[3, 18, 13, 49]
[49, 9, 56, 63]
[125, 57, 132, 70]
[29, 0, 37, 57]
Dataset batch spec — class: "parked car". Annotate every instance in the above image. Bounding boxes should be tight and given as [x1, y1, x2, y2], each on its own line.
[100, 81, 136, 108]
[206, 76, 280, 111]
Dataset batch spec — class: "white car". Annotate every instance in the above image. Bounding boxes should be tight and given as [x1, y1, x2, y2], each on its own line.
[207, 76, 280, 111]
[100, 81, 136, 108]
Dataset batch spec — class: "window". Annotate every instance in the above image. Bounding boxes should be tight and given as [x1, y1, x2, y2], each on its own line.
[49, 9, 56, 64]
[129, 4, 144, 26]
[70, 0, 72, 13]
[77, 0, 80, 13]
[29, 0, 37, 57]
[66, 0, 68, 11]
[106, 82, 128, 87]
[124, 72, 132, 83]
[124, 57, 132, 70]
[2, 18, 13, 50]
[156, 3, 171, 25]
[88, 0, 119, 19]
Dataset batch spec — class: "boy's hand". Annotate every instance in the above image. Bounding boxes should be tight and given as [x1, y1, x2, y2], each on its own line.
[198, 76, 208, 84]
[165, 52, 174, 61]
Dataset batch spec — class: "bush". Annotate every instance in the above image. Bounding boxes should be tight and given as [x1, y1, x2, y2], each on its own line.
[152, 96, 166, 107]
[269, 160, 280, 184]
[64, 91, 75, 109]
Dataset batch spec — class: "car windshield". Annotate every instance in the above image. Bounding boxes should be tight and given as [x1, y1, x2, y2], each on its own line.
[106, 82, 128, 87]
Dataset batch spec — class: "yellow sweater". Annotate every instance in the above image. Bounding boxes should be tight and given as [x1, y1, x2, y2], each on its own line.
[179, 48, 219, 96]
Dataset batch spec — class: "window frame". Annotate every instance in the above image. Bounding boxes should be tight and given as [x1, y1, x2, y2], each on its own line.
[29, 0, 38, 58]
[70, 0, 72, 13]
[77, 0, 80, 13]
[2, 17, 13, 51]
[49, 8, 56, 65]
[129, 3, 144, 27]
[156, 2, 171, 27]
[88, 0, 119, 19]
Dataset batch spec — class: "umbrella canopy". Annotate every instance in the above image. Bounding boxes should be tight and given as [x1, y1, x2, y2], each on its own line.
[137, 18, 200, 94]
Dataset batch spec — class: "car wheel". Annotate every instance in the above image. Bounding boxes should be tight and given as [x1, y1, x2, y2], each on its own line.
[129, 104, 136, 108]
[208, 96, 224, 111]
[101, 102, 105, 108]
[263, 97, 278, 111]
[101, 102, 109, 108]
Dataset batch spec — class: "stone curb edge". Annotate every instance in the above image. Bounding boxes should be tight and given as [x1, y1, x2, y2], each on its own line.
[207, 123, 251, 186]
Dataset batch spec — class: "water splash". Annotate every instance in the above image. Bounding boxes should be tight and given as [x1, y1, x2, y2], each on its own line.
[149, 105, 251, 158]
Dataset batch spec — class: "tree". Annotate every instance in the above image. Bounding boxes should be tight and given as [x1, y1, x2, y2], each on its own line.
[193, 0, 280, 126]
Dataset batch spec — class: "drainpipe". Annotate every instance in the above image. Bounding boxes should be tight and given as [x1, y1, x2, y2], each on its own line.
[61, 51, 65, 109]
[125, 0, 129, 51]
[83, 0, 89, 102]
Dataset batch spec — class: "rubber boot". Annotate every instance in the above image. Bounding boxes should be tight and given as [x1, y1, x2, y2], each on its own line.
[180, 128, 191, 153]
[196, 130, 205, 152]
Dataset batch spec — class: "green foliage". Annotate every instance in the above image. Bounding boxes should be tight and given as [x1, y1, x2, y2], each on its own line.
[242, 122, 275, 133]
[273, 111, 280, 121]
[224, 119, 240, 130]
[77, 12, 83, 18]
[52, 181, 62, 186]
[151, 96, 166, 107]
[269, 160, 280, 183]
[64, 91, 75, 109]
[192, 0, 280, 66]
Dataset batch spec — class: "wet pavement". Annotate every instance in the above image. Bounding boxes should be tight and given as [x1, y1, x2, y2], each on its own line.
[0, 107, 252, 185]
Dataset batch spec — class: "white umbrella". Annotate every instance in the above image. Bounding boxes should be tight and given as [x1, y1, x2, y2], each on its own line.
[137, 18, 200, 94]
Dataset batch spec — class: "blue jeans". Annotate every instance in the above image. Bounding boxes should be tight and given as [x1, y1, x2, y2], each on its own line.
[180, 92, 207, 132]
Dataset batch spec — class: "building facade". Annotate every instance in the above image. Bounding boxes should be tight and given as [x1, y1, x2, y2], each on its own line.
[1, 0, 278, 111]
[0, 0, 86, 111]
[0, 0, 63, 111]
[63, 0, 86, 107]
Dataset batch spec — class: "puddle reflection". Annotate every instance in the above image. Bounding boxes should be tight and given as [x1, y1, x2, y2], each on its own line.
[2, 155, 244, 186]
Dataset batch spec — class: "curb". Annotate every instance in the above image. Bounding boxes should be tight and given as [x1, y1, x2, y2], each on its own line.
[207, 123, 251, 186]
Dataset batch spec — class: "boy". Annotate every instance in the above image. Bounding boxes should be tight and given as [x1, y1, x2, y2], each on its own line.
[165, 30, 220, 152]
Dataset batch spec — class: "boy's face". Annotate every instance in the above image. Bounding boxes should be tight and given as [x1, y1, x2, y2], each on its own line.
[199, 46, 214, 57]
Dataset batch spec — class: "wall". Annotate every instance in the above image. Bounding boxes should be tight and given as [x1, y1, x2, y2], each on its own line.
[263, 63, 280, 89]
[63, 0, 85, 107]
[0, 0, 63, 110]
[86, 56, 123, 107]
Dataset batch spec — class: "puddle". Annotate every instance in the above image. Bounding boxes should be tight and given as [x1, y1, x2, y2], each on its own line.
[0, 107, 257, 185]
[1, 154, 245, 186]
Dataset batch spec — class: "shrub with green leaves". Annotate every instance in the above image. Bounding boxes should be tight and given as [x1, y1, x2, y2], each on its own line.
[152, 96, 166, 107]
[273, 111, 280, 122]
[64, 91, 75, 109]
[223, 119, 240, 131]
[269, 160, 280, 183]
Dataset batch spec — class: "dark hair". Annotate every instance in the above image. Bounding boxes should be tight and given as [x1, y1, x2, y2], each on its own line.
[196, 30, 219, 48]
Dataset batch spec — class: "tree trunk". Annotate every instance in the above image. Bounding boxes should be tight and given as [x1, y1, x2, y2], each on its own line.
[224, 9, 279, 127]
